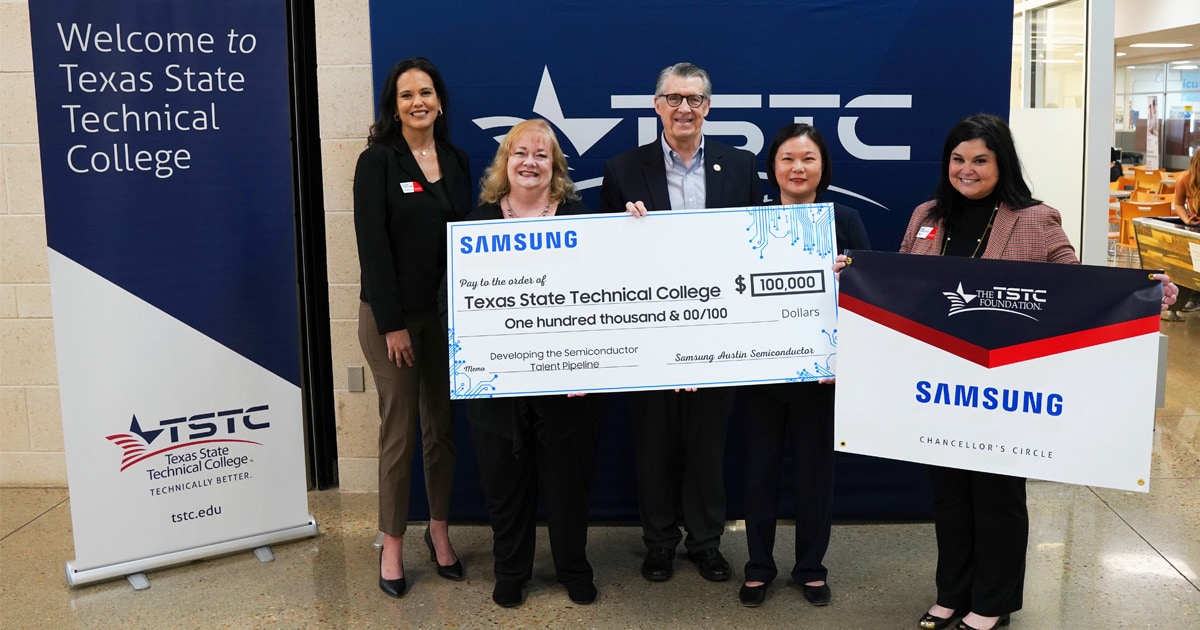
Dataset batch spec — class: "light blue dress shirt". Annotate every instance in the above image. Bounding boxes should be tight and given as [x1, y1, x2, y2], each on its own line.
[662, 135, 706, 210]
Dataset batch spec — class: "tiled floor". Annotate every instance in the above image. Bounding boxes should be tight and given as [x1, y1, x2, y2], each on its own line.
[2, 317, 1197, 628]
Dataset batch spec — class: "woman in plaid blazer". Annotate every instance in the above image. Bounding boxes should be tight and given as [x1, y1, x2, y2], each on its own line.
[902, 114, 1063, 630]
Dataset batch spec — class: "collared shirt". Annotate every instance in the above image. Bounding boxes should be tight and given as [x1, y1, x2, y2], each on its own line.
[662, 135, 706, 210]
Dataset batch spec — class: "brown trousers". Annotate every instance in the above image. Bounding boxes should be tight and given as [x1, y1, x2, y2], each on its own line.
[358, 302, 456, 536]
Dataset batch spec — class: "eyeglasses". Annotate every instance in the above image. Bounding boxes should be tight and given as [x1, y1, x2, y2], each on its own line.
[658, 93, 707, 108]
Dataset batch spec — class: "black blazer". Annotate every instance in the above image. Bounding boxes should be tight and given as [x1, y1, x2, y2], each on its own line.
[598, 138, 763, 213]
[354, 137, 471, 334]
[770, 199, 872, 253]
[462, 198, 605, 446]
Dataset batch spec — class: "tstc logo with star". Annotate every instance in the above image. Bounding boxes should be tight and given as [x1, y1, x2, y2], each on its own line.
[105, 405, 271, 472]
[470, 66, 905, 209]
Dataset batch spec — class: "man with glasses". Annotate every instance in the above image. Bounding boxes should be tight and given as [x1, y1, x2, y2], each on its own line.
[599, 62, 762, 584]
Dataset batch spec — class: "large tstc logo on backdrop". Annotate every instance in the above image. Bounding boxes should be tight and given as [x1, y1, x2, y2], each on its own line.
[471, 67, 912, 209]
[105, 404, 271, 472]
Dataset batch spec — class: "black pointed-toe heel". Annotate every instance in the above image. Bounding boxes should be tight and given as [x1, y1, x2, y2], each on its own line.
[424, 528, 464, 581]
[919, 611, 959, 630]
[378, 549, 407, 598]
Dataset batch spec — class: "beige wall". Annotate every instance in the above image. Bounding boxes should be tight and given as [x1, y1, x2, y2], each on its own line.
[0, 0, 381, 491]
[1, 0, 64, 486]
[314, 0, 379, 492]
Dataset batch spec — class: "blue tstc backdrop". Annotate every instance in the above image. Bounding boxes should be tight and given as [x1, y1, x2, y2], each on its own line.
[367, 0, 1014, 520]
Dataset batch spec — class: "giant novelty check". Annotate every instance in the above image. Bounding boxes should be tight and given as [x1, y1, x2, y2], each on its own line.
[446, 205, 840, 398]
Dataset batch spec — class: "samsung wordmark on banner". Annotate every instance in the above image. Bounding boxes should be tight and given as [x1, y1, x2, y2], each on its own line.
[834, 252, 1163, 492]
[28, 0, 316, 587]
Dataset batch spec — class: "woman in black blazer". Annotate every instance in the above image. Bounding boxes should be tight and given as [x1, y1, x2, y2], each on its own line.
[353, 57, 471, 599]
[738, 123, 871, 609]
[464, 119, 604, 609]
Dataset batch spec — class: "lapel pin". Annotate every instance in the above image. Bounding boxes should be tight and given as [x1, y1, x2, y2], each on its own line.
[713, 163, 722, 172]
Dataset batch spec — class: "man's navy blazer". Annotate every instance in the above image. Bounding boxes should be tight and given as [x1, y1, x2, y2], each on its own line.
[598, 138, 763, 213]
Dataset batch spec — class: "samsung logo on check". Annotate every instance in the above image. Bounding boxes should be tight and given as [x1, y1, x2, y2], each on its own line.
[459, 230, 578, 254]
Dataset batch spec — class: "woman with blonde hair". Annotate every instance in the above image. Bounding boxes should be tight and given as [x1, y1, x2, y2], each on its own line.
[1165, 151, 1200, 320]
[464, 118, 604, 608]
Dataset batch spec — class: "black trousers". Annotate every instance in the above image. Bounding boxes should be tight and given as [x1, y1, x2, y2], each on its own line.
[740, 382, 835, 585]
[628, 388, 734, 552]
[930, 466, 1027, 616]
[470, 403, 600, 586]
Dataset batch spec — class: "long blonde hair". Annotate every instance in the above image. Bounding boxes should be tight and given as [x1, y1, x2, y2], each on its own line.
[478, 119, 579, 205]
[1186, 151, 1200, 209]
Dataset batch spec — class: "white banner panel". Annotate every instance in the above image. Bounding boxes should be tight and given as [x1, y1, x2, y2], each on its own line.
[447, 205, 839, 398]
[834, 251, 1162, 492]
[51, 252, 314, 577]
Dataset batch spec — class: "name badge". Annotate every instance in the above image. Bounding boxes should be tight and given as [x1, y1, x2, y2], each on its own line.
[916, 226, 937, 240]
[400, 181, 425, 194]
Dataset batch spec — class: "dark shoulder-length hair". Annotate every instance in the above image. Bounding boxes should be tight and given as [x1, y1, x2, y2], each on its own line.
[930, 113, 1040, 220]
[367, 57, 452, 148]
[766, 123, 832, 199]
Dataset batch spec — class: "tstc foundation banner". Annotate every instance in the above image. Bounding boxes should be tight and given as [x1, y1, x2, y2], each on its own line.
[834, 252, 1162, 492]
[28, 0, 315, 585]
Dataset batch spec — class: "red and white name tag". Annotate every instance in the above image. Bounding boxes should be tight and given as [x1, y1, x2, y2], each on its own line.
[916, 226, 937, 240]
[400, 181, 424, 194]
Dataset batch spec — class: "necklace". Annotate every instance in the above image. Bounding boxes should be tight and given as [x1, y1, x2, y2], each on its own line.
[940, 203, 999, 258]
[503, 196, 551, 218]
[413, 146, 433, 157]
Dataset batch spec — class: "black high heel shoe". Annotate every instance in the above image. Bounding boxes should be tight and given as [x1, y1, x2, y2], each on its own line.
[378, 549, 407, 598]
[918, 611, 960, 630]
[953, 614, 1010, 630]
[424, 528, 464, 581]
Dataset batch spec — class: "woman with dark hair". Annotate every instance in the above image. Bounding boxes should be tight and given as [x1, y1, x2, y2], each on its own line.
[900, 114, 1065, 630]
[353, 57, 471, 598]
[464, 119, 604, 608]
[737, 123, 870, 609]
[898, 113, 1178, 629]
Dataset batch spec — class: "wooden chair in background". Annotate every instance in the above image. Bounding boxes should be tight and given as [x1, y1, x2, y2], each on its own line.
[1116, 200, 1174, 259]
[1133, 168, 1163, 196]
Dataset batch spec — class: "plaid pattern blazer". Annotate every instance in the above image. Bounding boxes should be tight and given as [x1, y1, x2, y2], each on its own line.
[899, 200, 1079, 264]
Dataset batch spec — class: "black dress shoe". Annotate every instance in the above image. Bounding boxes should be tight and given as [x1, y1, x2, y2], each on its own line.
[641, 547, 675, 581]
[565, 579, 598, 605]
[739, 583, 767, 607]
[493, 580, 524, 608]
[686, 548, 732, 582]
[378, 550, 407, 598]
[423, 528, 464, 581]
[918, 611, 960, 630]
[801, 582, 831, 606]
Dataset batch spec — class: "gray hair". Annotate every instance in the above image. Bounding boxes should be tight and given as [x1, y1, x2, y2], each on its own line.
[654, 62, 712, 99]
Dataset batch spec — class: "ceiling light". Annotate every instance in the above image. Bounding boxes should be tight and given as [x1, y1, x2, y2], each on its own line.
[1176, 65, 1199, 70]
[1128, 43, 1193, 48]
[1116, 52, 1127, 57]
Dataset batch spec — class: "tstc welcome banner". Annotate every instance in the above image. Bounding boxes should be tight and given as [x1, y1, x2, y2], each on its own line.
[834, 252, 1162, 492]
[28, 0, 315, 586]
